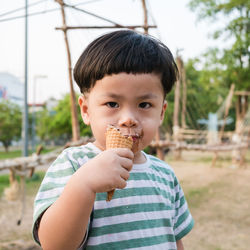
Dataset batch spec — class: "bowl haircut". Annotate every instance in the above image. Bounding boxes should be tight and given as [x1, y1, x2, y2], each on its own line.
[73, 29, 178, 97]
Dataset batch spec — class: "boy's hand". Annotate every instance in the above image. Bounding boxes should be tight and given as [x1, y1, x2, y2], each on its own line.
[79, 148, 134, 194]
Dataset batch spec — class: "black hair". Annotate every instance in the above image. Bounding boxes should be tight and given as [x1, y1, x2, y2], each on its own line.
[73, 29, 178, 96]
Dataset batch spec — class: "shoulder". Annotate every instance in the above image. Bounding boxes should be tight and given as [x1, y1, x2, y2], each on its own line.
[63, 142, 99, 161]
[52, 143, 100, 171]
[146, 153, 176, 177]
[144, 153, 181, 189]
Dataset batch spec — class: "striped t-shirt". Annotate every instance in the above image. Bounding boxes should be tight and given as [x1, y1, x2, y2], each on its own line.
[33, 143, 194, 249]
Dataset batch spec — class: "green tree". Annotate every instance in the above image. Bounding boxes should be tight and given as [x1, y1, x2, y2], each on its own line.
[37, 94, 91, 144]
[188, 0, 250, 89]
[0, 100, 22, 152]
[162, 58, 233, 133]
[185, 58, 231, 127]
[36, 108, 53, 142]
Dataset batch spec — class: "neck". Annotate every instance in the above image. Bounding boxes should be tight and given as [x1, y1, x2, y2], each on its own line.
[133, 151, 146, 164]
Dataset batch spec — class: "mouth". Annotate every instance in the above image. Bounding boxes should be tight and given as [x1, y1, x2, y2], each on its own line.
[108, 125, 142, 142]
[131, 135, 140, 142]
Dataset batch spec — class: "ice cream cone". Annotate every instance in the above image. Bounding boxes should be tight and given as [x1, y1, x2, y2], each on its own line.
[106, 125, 133, 201]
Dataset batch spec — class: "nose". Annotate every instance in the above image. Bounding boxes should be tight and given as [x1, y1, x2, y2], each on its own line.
[118, 109, 138, 128]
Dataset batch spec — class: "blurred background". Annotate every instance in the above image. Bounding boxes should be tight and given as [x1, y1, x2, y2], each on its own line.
[0, 0, 249, 249]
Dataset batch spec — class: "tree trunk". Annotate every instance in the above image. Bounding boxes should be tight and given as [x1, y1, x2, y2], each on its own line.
[3, 143, 9, 153]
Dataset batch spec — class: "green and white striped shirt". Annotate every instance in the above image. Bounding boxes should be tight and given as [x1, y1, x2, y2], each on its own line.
[33, 143, 194, 249]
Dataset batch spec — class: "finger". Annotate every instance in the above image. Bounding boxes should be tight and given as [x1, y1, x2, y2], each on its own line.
[120, 168, 130, 181]
[115, 148, 134, 160]
[119, 157, 133, 171]
[117, 178, 127, 189]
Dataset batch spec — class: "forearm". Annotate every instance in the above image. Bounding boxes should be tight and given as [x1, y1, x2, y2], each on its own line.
[38, 172, 96, 250]
[177, 239, 184, 250]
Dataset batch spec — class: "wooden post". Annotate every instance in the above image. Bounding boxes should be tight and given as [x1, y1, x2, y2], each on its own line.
[181, 59, 187, 129]
[218, 83, 235, 141]
[173, 57, 181, 129]
[212, 84, 234, 167]
[173, 56, 182, 159]
[232, 91, 250, 167]
[141, 0, 148, 34]
[155, 129, 164, 160]
[55, 0, 80, 142]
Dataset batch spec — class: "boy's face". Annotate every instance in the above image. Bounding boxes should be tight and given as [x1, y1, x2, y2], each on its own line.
[79, 73, 167, 163]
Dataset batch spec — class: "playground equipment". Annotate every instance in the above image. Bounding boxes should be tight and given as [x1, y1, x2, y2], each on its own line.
[152, 57, 249, 167]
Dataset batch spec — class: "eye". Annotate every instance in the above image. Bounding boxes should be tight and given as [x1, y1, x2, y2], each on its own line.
[139, 102, 152, 109]
[106, 102, 119, 108]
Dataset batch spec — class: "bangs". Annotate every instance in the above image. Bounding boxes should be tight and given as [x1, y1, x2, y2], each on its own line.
[74, 30, 178, 95]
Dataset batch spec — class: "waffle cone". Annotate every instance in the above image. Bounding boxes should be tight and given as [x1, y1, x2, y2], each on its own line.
[106, 126, 133, 201]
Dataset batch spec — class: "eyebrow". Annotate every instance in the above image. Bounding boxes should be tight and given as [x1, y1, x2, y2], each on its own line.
[101, 93, 158, 99]
[138, 93, 158, 99]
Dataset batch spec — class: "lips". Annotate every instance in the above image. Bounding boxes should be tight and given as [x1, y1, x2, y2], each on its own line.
[131, 135, 140, 142]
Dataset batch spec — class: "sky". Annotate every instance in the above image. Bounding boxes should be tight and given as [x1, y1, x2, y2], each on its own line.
[0, 0, 219, 104]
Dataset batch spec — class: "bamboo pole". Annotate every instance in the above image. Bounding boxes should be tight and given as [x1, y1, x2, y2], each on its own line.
[181, 59, 187, 129]
[218, 83, 235, 141]
[232, 92, 249, 167]
[173, 57, 181, 130]
[173, 56, 182, 159]
[141, 0, 148, 34]
[150, 140, 248, 152]
[213, 83, 235, 167]
[55, 0, 80, 142]
[55, 25, 157, 30]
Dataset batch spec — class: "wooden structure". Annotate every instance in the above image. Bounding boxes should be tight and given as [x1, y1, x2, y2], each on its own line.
[153, 83, 249, 168]
[235, 91, 249, 136]
[171, 55, 188, 160]
[152, 52, 249, 168]
[56, 0, 80, 142]
[0, 136, 94, 225]
[0, 147, 59, 225]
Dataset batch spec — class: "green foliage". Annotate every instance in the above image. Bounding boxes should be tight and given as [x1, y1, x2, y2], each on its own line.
[0, 174, 9, 195]
[162, 57, 235, 133]
[37, 94, 91, 142]
[0, 100, 22, 152]
[36, 108, 53, 141]
[188, 0, 250, 90]
[162, 90, 175, 133]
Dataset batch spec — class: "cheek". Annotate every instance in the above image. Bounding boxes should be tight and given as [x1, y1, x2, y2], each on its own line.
[142, 111, 162, 126]
[141, 119, 159, 136]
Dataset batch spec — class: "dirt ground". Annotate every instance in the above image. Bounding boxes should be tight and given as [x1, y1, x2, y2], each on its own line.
[169, 151, 250, 250]
[0, 150, 249, 250]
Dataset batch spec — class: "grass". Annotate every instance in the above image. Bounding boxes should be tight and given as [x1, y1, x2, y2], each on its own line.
[183, 182, 212, 209]
[185, 186, 210, 208]
[0, 171, 46, 197]
[182, 179, 226, 210]
[0, 175, 10, 196]
[0, 147, 58, 160]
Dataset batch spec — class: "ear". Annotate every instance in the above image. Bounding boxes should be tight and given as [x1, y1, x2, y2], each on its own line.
[159, 100, 167, 125]
[78, 95, 90, 125]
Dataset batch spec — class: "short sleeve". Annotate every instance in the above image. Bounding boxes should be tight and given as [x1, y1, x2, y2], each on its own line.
[32, 149, 77, 245]
[173, 176, 194, 241]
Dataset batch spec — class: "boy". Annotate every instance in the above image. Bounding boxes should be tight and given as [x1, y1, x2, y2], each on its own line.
[33, 30, 194, 250]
